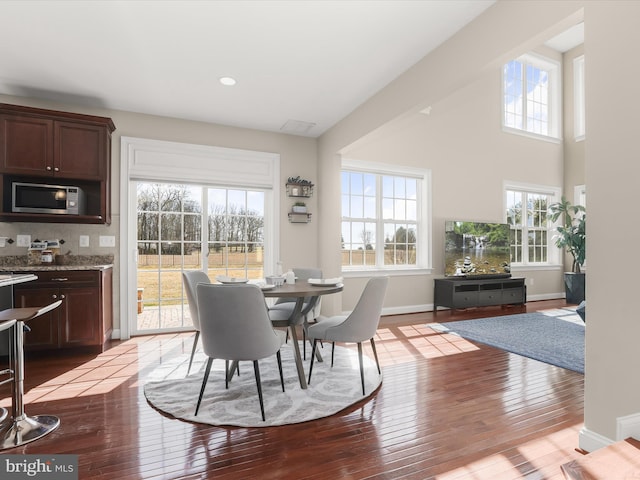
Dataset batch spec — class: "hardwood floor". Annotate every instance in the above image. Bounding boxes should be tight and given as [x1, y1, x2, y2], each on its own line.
[0, 300, 584, 479]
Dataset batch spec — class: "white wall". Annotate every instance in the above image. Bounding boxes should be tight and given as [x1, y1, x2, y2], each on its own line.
[582, 0, 640, 449]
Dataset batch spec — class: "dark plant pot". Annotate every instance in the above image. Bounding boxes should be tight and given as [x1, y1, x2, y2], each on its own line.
[564, 272, 585, 305]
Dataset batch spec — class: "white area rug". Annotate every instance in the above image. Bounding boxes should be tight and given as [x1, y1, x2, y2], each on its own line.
[144, 342, 382, 427]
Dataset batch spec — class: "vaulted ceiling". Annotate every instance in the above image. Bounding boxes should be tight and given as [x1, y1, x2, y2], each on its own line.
[0, 0, 498, 137]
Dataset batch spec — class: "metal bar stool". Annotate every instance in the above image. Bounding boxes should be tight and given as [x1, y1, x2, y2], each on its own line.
[0, 300, 61, 449]
[0, 318, 17, 425]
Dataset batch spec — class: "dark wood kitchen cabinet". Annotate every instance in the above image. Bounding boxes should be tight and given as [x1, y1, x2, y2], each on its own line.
[12, 269, 113, 353]
[0, 103, 115, 224]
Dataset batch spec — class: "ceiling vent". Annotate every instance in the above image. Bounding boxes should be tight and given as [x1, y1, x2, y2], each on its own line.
[280, 119, 317, 135]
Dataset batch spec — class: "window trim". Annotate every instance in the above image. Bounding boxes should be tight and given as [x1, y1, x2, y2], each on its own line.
[573, 183, 586, 269]
[504, 180, 562, 268]
[341, 159, 432, 274]
[502, 52, 562, 142]
[574, 55, 585, 141]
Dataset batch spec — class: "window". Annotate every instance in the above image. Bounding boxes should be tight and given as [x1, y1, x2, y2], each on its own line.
[503, 53, 561, 140]
[341, 160, 430, 271]
[206, 187, 265, 279]
[505, 183, 560, 266]
[574, 55, 585, 140]
[574, 184, 586, 209]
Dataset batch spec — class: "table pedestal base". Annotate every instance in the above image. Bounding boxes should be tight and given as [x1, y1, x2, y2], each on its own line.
[0, 414, 60, 449]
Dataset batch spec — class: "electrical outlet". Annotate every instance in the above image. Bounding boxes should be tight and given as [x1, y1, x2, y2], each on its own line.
[79, 235, 90, 247]
[17, 234, 31, 247]
[99, 235, 116, 247]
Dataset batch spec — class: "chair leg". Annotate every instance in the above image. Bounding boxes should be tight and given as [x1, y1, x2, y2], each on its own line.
[225, 361, 241, 384]
[253, 360, 266, 421]
[303, 321, 323, 360]
[195, 357, 213, 415]
[307, 339, 318, 385]
[331, 342, 335, 367]
[357, 342, 365, 395]
[187, 331, 200, 375]
[370, 338, 381, 374]
[276, 351, 285, 392]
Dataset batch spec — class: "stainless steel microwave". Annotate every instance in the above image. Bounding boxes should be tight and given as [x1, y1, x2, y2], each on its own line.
[12, 182, 86, 215]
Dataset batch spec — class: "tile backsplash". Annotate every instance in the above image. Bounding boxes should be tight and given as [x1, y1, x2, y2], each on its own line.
[0, 220, 118, 257]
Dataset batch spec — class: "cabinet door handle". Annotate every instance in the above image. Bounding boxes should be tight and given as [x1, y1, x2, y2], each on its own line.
[60, 294, 66, 299]
[46, 166, 52, 171]
[54, 167, 59, 172]
[51, 277, 68, 282]
[52, 294, 57, 299]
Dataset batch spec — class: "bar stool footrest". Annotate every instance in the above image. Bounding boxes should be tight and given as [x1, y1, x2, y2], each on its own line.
[0, 368, 15, 387]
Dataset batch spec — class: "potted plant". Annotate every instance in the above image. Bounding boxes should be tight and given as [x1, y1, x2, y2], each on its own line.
[292, 201, 307, 213]
[548, 197, 586, 304]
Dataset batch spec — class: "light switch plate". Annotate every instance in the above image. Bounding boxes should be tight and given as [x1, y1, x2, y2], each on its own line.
[79, 235, 90, 247]
[99, 235, 116, 247]
[17, 234, 31, 247]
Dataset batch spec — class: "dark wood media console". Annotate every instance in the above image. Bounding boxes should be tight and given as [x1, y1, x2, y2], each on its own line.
[434, 277, 526, 311]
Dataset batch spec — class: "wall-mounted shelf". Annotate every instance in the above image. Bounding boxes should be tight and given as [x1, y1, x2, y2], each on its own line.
[288, 212, 312, 223]
[286, 182, 314, 198]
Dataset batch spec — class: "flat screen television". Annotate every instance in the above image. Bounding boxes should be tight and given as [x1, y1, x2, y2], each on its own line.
[444, 220, 511, 278]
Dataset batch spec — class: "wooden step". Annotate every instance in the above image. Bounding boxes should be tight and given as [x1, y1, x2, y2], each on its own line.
[561, 438, 640, 479]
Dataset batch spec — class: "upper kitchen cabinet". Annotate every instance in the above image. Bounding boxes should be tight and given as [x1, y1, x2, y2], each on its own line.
[55, 121, 109, 180]
[0, 113, 53, 175]
[0, 104, 116, 224]
[0, 104, 114, 179]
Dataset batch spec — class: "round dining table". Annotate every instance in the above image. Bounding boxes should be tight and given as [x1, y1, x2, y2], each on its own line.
[261, 281, 343, 389]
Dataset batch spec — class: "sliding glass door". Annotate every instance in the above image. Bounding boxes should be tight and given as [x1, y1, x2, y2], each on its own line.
[134, 182, 265, 334]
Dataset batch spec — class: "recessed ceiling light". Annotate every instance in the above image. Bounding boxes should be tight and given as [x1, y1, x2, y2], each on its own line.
[219, 76, 237, 86]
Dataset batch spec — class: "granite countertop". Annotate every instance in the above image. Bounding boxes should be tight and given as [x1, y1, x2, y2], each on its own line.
[0, 273, 38, 287]
[0, 255, 114, 272]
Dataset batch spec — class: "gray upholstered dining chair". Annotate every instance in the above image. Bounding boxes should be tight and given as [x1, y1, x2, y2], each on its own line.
[268, 267, 322, 359]
[182, 270, 211, 375]
[306, 276, 388, 395]
[195, 283, 287, 421]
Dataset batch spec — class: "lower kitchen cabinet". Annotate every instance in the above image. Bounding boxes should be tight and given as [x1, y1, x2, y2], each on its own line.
[13, 269, 113, 352]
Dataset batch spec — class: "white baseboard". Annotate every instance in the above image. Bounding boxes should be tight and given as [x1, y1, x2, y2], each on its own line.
[526, 292, 566, 301]
[579, 427, 614, 452]
[381, 304, 432, 316]
[617, 412, 640, 440]
[111, 329, 121, 340]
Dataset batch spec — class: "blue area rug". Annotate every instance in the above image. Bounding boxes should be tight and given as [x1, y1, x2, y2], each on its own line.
[429, 309, 584, 374]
